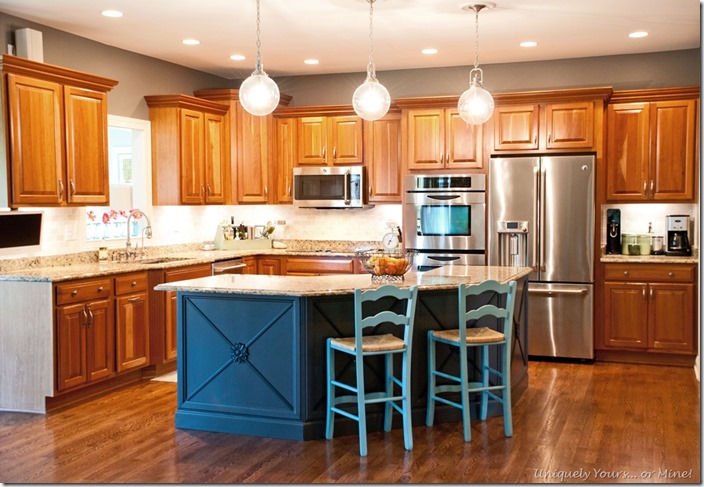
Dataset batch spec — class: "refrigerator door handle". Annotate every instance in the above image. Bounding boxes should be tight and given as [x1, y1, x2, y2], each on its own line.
[539, 166, 547, 272]
[531, 166, 540, 271]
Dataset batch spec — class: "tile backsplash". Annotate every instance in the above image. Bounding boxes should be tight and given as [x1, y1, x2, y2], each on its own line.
[601, 203, 699, 248]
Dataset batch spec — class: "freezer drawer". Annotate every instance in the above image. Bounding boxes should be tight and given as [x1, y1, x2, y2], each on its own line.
[528, 282, 594, 359]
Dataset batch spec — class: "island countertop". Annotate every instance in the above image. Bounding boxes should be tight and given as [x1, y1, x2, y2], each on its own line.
[154, 265, 533, 296]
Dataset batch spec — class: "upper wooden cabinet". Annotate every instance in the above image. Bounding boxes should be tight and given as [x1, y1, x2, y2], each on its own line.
[364, 113, 403, 203]
[490, 87, 611, 154]
[275, 117, 296, 203]
[1, 55, 117, 207]
[145, 95, 229, 205]
[296, 115, 363, 166]
[605, 88, 698, 202]
[193, 89, 292, 204]
[404, 107, 483, 171]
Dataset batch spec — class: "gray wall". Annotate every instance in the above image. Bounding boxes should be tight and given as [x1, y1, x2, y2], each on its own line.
[0, 12, 700, 116]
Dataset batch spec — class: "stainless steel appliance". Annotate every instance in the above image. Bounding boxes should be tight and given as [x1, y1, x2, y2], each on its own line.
[293, 166, 368, 208]
[403, 174, 485, 270]
[0, 211, 42, 249]
[665, 214, 692, 256]
[212, 258, 246, 275]
[606, 209, 621, 254]
[488, 155, 595, 360]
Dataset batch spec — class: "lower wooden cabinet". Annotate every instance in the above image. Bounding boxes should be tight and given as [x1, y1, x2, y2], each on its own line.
[258, 257, 283, 276]
[600, 264, 696, 358]
[284, 256, 359, 276]
[242, 256, 258, 274]
[114, 273, 150, 372]
[55, 278, 115, 392]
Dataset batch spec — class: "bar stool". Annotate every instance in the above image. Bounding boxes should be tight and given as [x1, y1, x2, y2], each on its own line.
[325, 284, 418, 457]
[426, 280, 517, 442]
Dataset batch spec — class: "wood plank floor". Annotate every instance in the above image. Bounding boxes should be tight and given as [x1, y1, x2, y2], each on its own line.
[0, 361, 699, 483]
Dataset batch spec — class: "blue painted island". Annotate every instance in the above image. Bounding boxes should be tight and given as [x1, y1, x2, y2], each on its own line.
[155, 265, 532, 440]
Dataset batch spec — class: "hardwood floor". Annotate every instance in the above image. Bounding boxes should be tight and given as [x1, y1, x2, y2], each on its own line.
[0, 361, 699, 483]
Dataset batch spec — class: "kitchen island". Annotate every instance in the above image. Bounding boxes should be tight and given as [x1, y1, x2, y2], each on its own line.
[155, 265, 532, 440]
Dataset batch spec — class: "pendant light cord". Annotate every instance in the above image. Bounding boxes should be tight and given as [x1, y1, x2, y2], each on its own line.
[366, 0, 377, 81]
[254, 0, 263, 73]
[470, 4, 486, 86]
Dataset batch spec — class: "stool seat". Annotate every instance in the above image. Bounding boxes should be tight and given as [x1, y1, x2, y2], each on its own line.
[430, 327, 505, 344]
[331, 333, 404, 352]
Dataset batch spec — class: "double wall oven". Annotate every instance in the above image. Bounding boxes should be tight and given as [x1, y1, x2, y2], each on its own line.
[403, 174, 486, 271]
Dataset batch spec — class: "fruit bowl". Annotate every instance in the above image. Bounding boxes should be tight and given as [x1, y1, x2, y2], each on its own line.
[357, 250, 416, 281]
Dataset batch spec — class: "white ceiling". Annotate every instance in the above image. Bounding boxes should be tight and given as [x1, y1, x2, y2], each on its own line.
[0, 0, 699, 80]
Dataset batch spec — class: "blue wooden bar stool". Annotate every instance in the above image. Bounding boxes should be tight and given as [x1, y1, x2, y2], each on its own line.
[325, 284, 418, 457]
[426, 280, 517, 442]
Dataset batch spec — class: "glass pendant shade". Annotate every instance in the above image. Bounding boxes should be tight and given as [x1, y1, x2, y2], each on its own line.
[458, 79, 494, 125]
[240, 71, 280, 116]
[353, 77, 391, 121]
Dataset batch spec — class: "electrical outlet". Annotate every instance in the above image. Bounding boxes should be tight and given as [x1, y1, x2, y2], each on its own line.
[276, 219, 286, 226]
[7, 44, 14, 55]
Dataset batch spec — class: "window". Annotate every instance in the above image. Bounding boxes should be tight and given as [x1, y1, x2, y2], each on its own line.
[86, 116, 151, 241]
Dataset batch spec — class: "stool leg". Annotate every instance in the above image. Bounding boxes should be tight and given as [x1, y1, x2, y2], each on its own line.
[459, 344, 471, 442]
[402, 348, 413, 451]
[480, 344, 489, 420]
[425, 332, 436, 427]
[325, 340, 335, 440]
[355, 353, 368, 457]
[383, 353, 393, 432]
[502, 342, 513, 437]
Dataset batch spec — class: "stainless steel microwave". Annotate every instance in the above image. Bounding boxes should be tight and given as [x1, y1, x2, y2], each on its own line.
[293, 166, 368, 208]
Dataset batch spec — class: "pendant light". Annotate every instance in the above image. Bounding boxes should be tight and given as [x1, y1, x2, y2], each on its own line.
[240, 0, 280, 116]
[352, 0, 390, 121]
[458, 3, 494, 125]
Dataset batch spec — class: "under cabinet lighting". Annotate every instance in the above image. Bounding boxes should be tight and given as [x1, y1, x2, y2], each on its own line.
[421, 48, 438, 55]
[629, 31, 648, 38]
[520, 41, 538, 47]
[304, 59, 319, 65]
[182, 39, 200, 46]
[101, 10, 123, 18]
[230, 54, 246, 61]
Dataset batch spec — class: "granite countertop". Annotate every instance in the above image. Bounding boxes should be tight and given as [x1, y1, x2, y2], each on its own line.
[154, 265, 533, 297]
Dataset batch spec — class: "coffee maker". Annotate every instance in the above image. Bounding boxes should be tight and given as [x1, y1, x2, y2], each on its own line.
[665, 214, 692, 256]
[606, 209, 621, 254]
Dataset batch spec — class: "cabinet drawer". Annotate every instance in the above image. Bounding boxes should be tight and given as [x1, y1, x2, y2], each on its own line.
[56, 278, 113, 305]
[115, 272, 149, 295]
[286, 257, 356, 274]
[604, 264, 695, 282]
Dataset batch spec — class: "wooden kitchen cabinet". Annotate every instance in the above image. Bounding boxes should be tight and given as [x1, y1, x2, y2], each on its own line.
[365, 113, 403, 203]
[276, 117, 296, 203]
[601, 263, 696, 361]
[114, 272, 149, 373]
[605, 88, 697, 202]
[284, 256, 358, 276]
[296, 116, 364, 166]
[258, 257, 283, 276]
[405, 108, 483, 171]
[54, 278, 114, 392]
[145, 95, 229, 205]
[2, 55, 117, 207]
[242, 256, 258, 274]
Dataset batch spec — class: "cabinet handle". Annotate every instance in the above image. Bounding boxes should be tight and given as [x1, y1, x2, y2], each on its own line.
[439, 151, 443, 164]
[642, 287, 646, 301]
[128, 297, 141, 303]
[71, 290, 78, 297]
[322, 147, 326, 160]
[446, 153, 450, 164]
[623, 271, 629, 277]
[649, 287, 653, 300]
[264, 186, 268, 198]
[650, 180, 654, 198]
[533, 134, 537, 145]
[643, 180, 647, 196]
[201, 185, 205, 198]
[69, 179, 76, 196]
[548, 132, 552, 144]
[58, 180, 64, 199]
[86, 306, 94, 326]
[369, 185, 372, 198]
[206, 185, 212, 197]
[333, 146, 337, 160]
[82, 307, 89, 327]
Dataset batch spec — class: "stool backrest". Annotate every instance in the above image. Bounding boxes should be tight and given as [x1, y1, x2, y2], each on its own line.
[458, 280, 517, 342]
[353, 285, 418, 354]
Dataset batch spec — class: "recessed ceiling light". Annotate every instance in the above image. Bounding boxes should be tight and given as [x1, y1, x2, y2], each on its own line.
[230, 54, 246, 61]
[421, 48, 438, 55]
[520, 41, 538, 48]
[100, 10, 123, 18]
[182, 39, 200, 46]
[629, 31, 648, 38]
[304, 59, 319, 65]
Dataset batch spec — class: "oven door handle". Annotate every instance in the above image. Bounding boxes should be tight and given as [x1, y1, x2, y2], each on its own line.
[344, 170, 351, 205]
[426, 194, 461, 201]
[427, 256, 461, 262]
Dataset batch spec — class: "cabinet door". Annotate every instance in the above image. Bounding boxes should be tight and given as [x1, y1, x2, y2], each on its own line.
[606, 103, 650, 201]
[406, 109, 444, 170]
[85, 299, 115, 383]
[329, 116, 363, 165]
[445, 109, 483, 169]
[116, 292, 150, 372]
[366, 114, 402, 202]
[6, 73, 64, 205]
[492, 104, 540, 151]
[276, 117, 296, 203]
[243, 256, 258, 274]
[650, 100, 696, 201]
[603, 282, 648, 349]
[258, 257, 282, 276]
[56, 303, 89, 391]
[296, 117, 327, 165]
[179, 109, 206, 204]
[545, 102, 594, 149]
[237, 108, 270, 203]
[648, 283, 695, 352]
[203, 112, 226, 204]
[64, 86, 110, 205]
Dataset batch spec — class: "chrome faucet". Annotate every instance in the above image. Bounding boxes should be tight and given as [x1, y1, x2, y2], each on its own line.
[125, 209, 152, 258]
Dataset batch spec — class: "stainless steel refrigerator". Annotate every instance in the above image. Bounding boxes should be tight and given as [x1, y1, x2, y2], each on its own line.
[488, 155, 595, 359]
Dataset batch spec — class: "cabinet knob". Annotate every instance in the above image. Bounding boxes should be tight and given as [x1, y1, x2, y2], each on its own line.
[131, 281, 137, 287]
[623, 271, 629, 277]
[71, 290, 78, 297]
[668, 272, 674, 277]
[97, 286, 104, 293]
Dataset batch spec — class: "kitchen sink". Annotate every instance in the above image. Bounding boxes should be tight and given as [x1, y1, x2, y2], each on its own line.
[118, 256, 195, 265]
